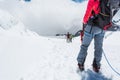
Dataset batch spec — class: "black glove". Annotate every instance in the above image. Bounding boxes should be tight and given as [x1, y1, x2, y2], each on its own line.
[80, 23, 87, 42]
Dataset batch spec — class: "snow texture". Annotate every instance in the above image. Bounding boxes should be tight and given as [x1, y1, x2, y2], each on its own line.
[0, 0, 120, 80]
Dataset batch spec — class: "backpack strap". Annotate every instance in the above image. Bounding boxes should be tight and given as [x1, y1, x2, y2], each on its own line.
[99, 12, 110, 17]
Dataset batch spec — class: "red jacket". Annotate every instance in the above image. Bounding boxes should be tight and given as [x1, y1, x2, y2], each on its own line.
[83, 0, 100, 24]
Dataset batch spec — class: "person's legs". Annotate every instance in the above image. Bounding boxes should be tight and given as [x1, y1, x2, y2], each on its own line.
[77, 30, 93, 71]
[93, 31, 105, 72]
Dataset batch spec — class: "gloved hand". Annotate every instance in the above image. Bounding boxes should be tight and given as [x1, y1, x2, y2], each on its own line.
[80, 23, 87, 42]
[80, 30, 84, 41]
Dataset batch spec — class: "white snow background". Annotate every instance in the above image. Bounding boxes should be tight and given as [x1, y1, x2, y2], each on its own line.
[0, 0, 85, 36]
[0, 0, 120, 80]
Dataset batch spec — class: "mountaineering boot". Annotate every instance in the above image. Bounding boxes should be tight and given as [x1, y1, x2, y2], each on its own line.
[78, 63, 84, 71]
[93, 65, 100, 73]
[92, 59, 100, 73]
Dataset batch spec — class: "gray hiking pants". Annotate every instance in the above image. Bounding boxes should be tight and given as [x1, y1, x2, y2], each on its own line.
[77, 25, 105, 67]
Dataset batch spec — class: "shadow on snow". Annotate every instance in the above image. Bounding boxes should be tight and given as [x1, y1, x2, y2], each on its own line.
[80, 69, 113, 80]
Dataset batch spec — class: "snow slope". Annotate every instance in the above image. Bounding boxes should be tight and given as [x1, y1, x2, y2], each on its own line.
[0, 0, 120, 80]
[0, 23, 120, 80]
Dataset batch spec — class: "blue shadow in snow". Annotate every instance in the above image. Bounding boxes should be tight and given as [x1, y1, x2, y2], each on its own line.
[24, 0, 31, 2]
[81, 69, 113, 80]
[72, 0, 86, 3]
